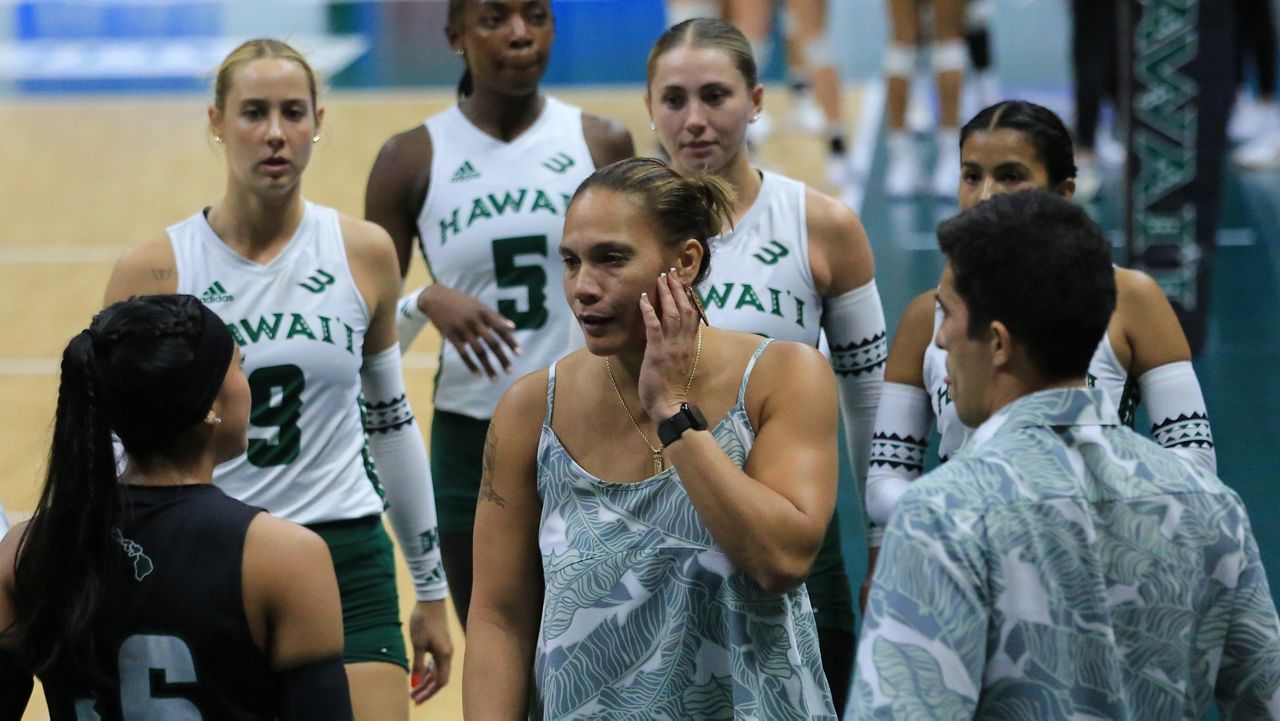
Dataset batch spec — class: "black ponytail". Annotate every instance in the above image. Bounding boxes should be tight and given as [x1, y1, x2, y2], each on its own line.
[12, 330, 122, 681]
[10, 295, 226, 684]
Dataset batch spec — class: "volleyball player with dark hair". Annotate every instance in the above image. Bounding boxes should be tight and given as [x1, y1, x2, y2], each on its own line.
[0, 295, 352, 720]
[365, 0, 633, 631]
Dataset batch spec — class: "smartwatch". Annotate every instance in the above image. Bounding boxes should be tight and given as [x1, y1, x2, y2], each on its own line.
[658, 402, 709, 447]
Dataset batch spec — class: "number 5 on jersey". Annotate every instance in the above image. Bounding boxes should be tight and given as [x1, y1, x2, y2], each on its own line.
[493, 235, 548, 330]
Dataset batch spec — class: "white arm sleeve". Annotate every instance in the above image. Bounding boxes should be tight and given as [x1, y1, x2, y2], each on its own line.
[823, 280, 888, 542]
[395, 286, 430, 353]
[361, 344, 448, 601]
[1139, 360, 1216, 474]
[865, 382, 932, 547]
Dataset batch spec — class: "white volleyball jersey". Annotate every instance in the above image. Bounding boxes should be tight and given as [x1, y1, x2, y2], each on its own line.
[697, 171, 823, 345]
[925, 303, 1138, 460]
[418, 95, 594, 419]
[170, 202, 384, 525]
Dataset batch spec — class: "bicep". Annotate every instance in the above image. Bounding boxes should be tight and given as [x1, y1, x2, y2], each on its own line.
[471, 386, 545, 628]
[807, 192, 874, 297]
[744, 348, 839, 533]
[883, 292, 937, 388]
[247, 518, 344, 671]
[1119, 269, 1191, 375]
[364, 134, 430, 278]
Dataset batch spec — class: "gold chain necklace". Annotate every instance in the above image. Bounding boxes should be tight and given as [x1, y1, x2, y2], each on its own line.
[604, 327, 702, 476]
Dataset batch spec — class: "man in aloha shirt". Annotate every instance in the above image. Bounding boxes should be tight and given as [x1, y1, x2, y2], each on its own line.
[852, 191, 1280, 720]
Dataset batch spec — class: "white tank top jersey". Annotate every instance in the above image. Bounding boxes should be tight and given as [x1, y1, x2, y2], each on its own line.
[170, 202, 385, 525]
[924, 303, 1138, 460]
[697, 170, 824, 346]
[418, 95, 595, 419]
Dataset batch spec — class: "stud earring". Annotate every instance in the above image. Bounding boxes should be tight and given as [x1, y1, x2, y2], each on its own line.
[312, 134, 321, 143]
[205, 410, 222, 425]
[212, 135, 223, 144]
[649, 123, 656, 132]
[750, 114, 760, 124]
[456, 49, 464, 56]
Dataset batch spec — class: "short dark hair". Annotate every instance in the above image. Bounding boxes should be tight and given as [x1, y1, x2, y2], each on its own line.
[960, 100, 1077, 187]
[937, 190, 1116, 381]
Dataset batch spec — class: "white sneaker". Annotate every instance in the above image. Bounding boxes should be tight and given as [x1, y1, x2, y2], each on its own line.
[931, 129, 960, 198]
[1229, 96, 1280, 142]
[907, 73, 935, 135]
[1074, 154, 1103, 204]
[789, 90, 826, 135]
[826, 151, 854, 189]
[1233, 127, 1280, 170]
[885, 132, 921, 198]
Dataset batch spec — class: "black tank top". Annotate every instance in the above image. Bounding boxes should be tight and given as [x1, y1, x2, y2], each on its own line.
[41, 484, 275, 720]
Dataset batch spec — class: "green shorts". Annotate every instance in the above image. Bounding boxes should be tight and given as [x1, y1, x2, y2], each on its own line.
[308, 516, 409, 670]
[430, 409, 490, 535]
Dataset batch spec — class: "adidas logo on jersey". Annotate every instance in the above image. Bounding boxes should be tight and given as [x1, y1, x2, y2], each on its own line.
[201, 280, 235, 304]
[451, 161, 481, 182]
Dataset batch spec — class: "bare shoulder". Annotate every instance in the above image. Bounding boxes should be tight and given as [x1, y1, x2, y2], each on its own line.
[582, 113, 635, 168]
[1114, 266, 1165, 304]
[104, 236, 179, 305]
[495, 367, 552, 425]
[339, 213, 399, 274]
[244, 514, 331, 575]
[802, 185, 874, 293]
[755, 337, 832, 380]
[371, 125, 433, 182]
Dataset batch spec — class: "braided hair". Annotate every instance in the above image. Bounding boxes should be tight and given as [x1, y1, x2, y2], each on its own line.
[10, 295, 217, 684]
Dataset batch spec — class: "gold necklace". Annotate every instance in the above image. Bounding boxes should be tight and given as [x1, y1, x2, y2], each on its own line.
[604, 327, 703, 475]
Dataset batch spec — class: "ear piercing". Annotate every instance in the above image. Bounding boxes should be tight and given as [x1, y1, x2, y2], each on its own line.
[750, 114, 760, 123]
[212, 135, 223, 143]
[312, 134, 321, 143]
[456, 49, 464, 56]
[649, 123, 656, 131]
[205, 411, 222, 425]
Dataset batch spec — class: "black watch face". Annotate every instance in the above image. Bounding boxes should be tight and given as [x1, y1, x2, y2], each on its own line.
[685, 403, 708, 428]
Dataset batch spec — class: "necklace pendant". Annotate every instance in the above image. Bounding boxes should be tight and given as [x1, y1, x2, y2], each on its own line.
[653, 451, 665, 475]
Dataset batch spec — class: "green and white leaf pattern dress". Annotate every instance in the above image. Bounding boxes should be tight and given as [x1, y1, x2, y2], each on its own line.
[852, 387, 1280, 720]
[533, 339, 837, 720]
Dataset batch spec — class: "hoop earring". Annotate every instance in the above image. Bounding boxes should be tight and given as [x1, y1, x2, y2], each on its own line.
[456, 49, 464, 56]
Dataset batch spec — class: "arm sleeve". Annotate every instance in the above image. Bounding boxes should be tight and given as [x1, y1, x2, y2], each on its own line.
[1139, 360, 1217, 474]
[360, 345, 448, 601]
[851, 479, 987, 719]
[823, 280, 887, 544]
[395, 287, 431, 354]
[865, 382, 932, 548]
[1215, 502, 1280, 720]
[275, 655, 354, 721]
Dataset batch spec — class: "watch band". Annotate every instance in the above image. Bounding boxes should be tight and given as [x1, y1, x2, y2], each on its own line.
[658, 403, 709, 447]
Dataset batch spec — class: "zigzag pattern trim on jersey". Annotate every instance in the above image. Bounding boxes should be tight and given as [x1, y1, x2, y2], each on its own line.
[363, 394, 416, 434]
[1151, 412, 1215, 449]
[870, 432, 927, 471]
[831, 332, 888, 377]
